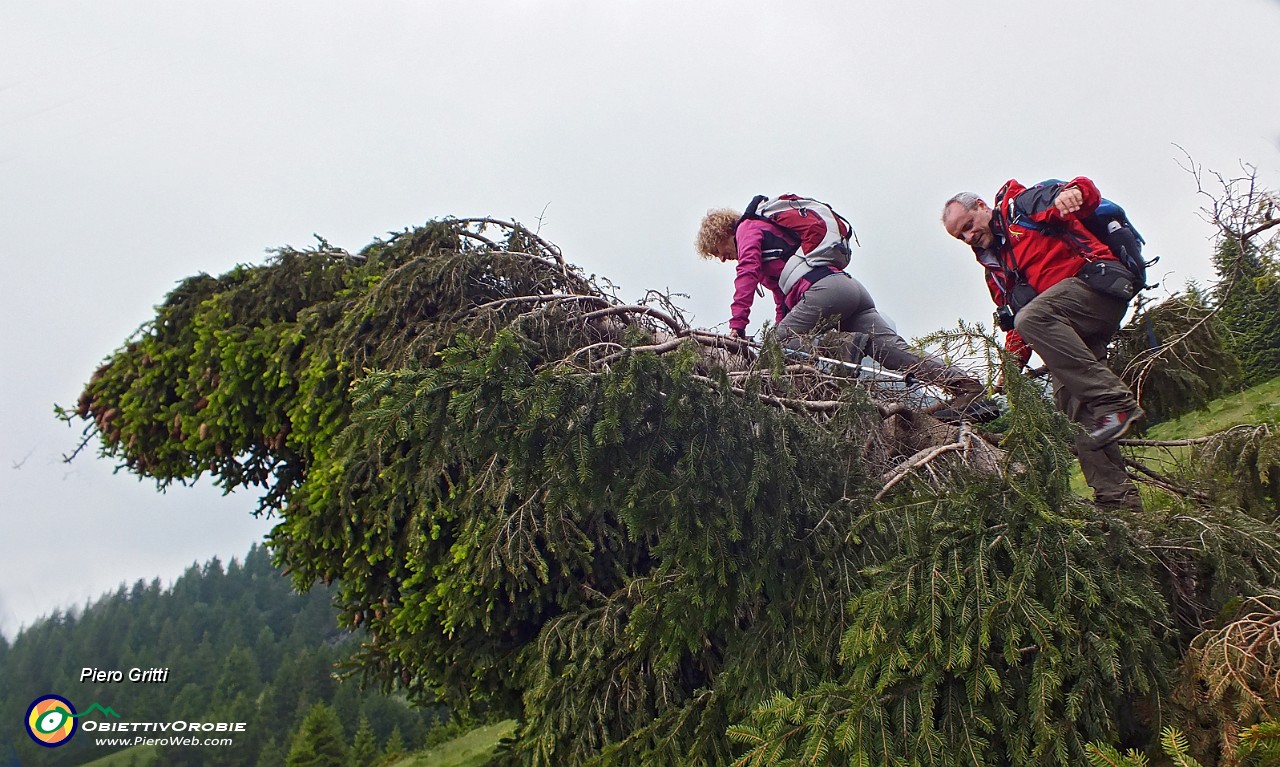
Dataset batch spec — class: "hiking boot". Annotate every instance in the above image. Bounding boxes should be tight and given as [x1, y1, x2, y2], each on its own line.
[943, 378, 984, 409]
[1088, 406, 1144, 449]
[1095, 492, 1144, 512]
[933, 396, 1002, 424]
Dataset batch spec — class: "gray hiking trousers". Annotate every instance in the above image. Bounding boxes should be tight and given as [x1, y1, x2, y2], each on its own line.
[776, 272, 972, 387]
[1013, 276, 1141, 506]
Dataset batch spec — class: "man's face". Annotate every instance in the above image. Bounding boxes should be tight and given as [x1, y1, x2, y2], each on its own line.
[943, 201, 995, 249]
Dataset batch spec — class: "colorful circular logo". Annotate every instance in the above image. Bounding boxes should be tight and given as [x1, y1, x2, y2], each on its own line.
[25, 695, 78, 747]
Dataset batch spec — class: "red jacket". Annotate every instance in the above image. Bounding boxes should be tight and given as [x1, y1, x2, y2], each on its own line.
[728, 218, 789, 333]
[977, 176, 1119, 363]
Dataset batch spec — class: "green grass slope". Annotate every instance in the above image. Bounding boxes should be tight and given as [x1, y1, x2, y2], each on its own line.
[391, 720, 516, 767]
[1143, 376, 1280, 441]
[1069, 375, 1280, 498]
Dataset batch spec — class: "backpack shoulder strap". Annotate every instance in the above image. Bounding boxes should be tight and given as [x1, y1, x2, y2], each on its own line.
[737, 194, 801, 260]
[820, 198, 859, 247]
[990, 183, 1029, 284]
[741, 194, 768, 222]
[1003, 179, 1065, 233]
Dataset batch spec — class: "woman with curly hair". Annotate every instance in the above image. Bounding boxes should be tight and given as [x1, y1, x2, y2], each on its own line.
[695, 199, 983, 408]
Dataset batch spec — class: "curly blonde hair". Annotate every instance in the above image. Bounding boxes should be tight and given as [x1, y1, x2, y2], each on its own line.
[694, 208, 740, 260]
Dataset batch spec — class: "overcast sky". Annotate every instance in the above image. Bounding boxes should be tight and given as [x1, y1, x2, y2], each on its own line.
[2, 1, 1278, 639]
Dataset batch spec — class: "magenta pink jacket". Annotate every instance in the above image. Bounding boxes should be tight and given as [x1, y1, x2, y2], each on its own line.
[729, 218, 789, 333]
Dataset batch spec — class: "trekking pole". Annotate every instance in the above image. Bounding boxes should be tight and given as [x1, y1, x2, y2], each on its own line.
[783, 347, 914, 383]
[722, 336, 915, 384]
[712, 332, 988, 418]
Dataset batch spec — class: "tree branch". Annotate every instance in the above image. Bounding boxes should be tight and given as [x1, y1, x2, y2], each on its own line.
[581, 305, 685, 336]
[1123, 457, 1212, 502]
[688, 374, 844, 414]
[1118, 423, 1265, 448]
[875, 424, 978, 501]
[1241, 216, 1280, 244]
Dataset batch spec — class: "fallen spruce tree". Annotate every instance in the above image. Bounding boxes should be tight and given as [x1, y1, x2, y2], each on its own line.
[66, 219, 1280, 766]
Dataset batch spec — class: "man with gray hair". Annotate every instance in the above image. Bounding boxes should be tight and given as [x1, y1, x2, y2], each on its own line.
[941, 176, 1144, 511]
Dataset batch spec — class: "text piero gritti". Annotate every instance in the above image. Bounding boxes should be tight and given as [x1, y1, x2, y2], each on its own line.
[80, 667, 170, 684]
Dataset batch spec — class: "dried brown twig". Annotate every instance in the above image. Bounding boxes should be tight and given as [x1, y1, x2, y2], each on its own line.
[1123, 457, 1212, 502]
[1184, 593, 1280, 722]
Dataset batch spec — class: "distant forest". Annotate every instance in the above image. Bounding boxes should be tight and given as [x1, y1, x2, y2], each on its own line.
[0, 543, 444, 767]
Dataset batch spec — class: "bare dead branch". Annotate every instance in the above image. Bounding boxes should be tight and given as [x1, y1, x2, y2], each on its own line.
[1123, 457, 1212, 502]
[1241, 216, 1280, 243]
[456, 228, 500, 249]
[582, 305, 685, 336]
[462, 293, 612, 318]
[1126, 148, 1279, 397]
[875, 424, 980, 501]
[594, 337, 686, 366]
[687, 374, 844, 414]
[450, 217, 565, 260]
[1118, 424, 1267, 448]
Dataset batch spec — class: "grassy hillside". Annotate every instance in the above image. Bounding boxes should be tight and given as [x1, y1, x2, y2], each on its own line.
[391, 720, 516, 767]
[1143, 376, 1280, 441]
[1068, 376, 1279, 498]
